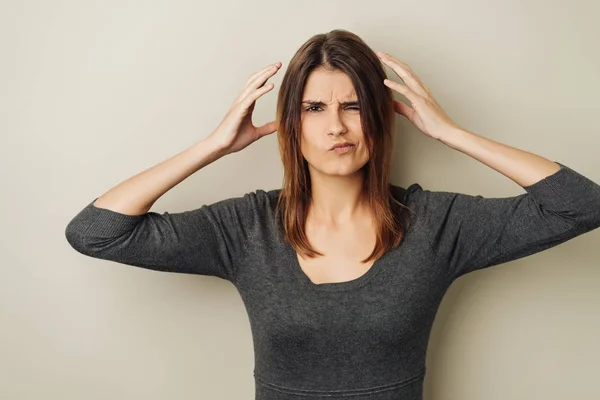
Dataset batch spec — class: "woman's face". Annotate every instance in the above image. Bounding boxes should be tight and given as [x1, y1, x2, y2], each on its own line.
[300, 67, 370, 179]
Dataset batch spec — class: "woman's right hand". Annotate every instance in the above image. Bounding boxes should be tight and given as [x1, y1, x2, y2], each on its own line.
[208, 61, 282, 155]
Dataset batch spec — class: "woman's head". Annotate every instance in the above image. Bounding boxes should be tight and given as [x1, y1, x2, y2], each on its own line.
[275, 29, 413, 262]
[276, 29, 394, 194]
[299, 66, 369, 180]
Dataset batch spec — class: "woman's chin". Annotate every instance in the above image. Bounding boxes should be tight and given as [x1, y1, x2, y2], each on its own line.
[323, 165, 365, 178]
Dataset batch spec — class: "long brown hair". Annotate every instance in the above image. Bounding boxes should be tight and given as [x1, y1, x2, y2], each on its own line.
[274, 29, 415, 263]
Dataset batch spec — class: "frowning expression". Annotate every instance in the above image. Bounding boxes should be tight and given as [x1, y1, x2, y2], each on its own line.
[300, 67, 370, 178]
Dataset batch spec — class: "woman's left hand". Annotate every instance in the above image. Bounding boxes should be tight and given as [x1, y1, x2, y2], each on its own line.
[377, 51, 462, 141]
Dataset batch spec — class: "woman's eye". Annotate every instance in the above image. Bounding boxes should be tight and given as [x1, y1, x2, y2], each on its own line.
[305, 106, 360, 112]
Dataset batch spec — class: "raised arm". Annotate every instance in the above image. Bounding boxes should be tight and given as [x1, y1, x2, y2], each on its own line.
[65, 60, 282, 282]
[64, 137, 255, 282]
[413, 162, 600, 282]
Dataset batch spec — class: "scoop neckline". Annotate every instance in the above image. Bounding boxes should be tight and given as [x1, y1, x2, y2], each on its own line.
[283, 242, 390, 292]
[271, 183, 416, 292]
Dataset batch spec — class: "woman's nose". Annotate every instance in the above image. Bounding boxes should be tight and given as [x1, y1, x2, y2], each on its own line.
[327, 111, 347, 136]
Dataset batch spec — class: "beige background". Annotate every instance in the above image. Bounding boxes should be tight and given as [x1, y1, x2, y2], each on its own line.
[2, 0, 599, 399]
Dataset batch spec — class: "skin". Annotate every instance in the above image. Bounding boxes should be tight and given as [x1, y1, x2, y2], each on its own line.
[294, 51, 561, 281]
[300, 67, 372, 230]
[376, 51, 561, 185]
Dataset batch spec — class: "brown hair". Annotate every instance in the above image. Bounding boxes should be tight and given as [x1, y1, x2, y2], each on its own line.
[274, 29, 415, 263]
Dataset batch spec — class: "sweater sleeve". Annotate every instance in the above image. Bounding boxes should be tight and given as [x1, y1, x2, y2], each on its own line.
[64, 191, 262, 282]
[416, 162, 600, 281]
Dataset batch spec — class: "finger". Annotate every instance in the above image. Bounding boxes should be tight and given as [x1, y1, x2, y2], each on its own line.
[256, 120, 279, 138]
[236, 63, 281, 104]
[231, 63, 280, 108]
[245, 62, 281, 89]
[377, 53, 430, 98]
[393, 100, 415, 120]
[246, 62, 281, 87]
[384, 79, 421, 108]
[240, 62, 281, 98]
[239, 82, 274, 111]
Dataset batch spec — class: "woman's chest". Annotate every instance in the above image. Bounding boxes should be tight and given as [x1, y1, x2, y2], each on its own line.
[294, 238, 378, 285]
[235, 233, 449, 343]
[296, 215, 379, 285]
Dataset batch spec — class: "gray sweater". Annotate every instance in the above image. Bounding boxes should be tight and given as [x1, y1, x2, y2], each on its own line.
[65, 161, 600, 399]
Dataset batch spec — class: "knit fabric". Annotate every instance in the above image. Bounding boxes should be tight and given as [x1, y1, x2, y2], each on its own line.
[65, 161, 600, 399]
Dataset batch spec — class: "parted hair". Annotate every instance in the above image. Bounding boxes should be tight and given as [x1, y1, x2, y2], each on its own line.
[274, 29, 415, 263]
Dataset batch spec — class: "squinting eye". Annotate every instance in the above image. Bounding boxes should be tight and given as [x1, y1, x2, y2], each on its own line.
[304, 106, 360, 112]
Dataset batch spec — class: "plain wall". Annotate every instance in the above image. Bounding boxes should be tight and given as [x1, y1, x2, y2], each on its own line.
[1, 0, 599, 399]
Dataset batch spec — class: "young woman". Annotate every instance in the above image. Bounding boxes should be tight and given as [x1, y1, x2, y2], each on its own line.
[65, 29, 600, 399]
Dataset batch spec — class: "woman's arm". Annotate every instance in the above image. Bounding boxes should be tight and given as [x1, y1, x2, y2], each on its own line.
[92, 137, 227, 216]
[64, 137, 247, 281]
[439, 127, 562, 188]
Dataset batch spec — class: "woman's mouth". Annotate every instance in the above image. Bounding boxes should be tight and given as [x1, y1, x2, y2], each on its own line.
[332, 144, 354, 154]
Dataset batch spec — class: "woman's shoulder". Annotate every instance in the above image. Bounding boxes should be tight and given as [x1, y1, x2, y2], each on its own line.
[256, 185, 423, 205]
[240, 188, 282, 215]
[251, 185, 428, 212]
[390, 183, 423, 204]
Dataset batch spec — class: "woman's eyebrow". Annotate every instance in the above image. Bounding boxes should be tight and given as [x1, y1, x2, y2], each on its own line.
[301, 100, 359, 106]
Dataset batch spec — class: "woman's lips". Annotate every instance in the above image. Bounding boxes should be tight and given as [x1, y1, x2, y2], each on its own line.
[332, 144, 354, 154]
